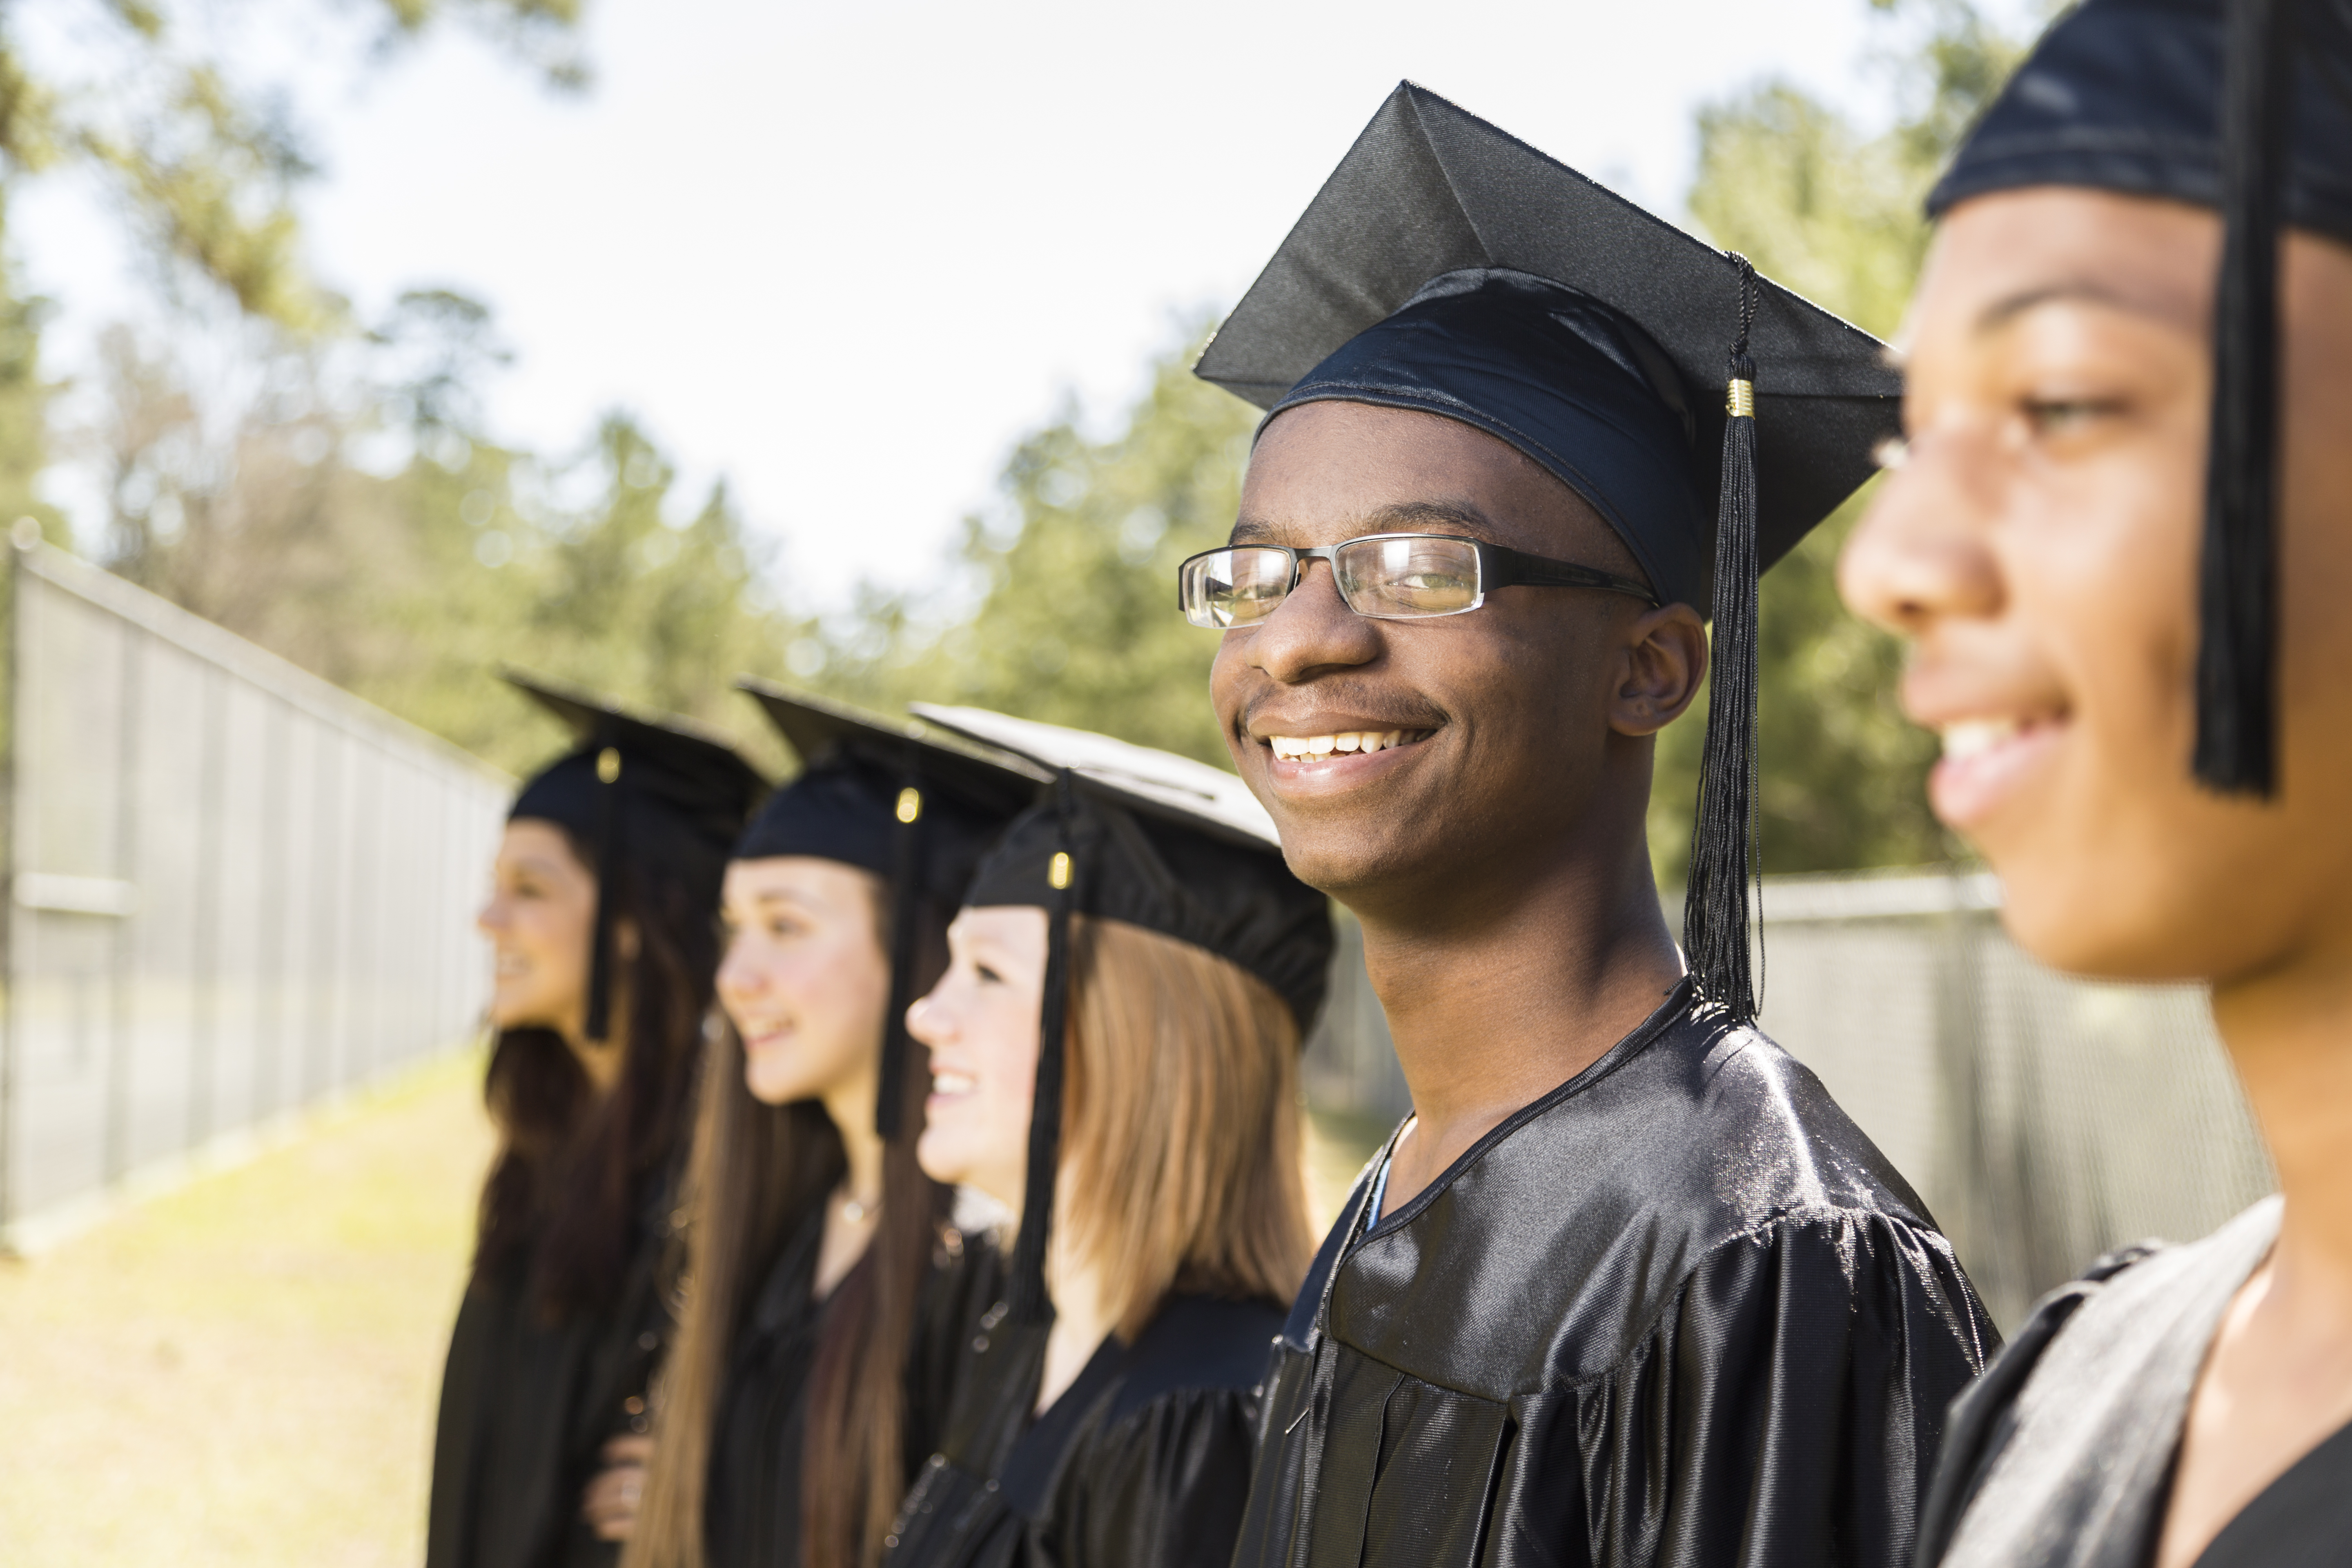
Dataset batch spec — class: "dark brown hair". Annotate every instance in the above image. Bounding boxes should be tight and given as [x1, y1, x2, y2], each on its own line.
[474, 826, 718, 1320]
[626, 886, 952, 1568]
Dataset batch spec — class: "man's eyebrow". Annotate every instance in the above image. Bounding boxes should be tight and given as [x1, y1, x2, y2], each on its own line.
[1363, 500, 1494, 535]
[1974, 280, 2192, 336]
[1227, 500, 1497, 546]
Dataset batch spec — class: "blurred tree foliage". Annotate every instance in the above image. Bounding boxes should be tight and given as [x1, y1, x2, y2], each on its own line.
[0, 0, 584, 332]
[0, 0, 585, 603]
[31, 0, 2046, 855]
[814, 329, 1256, 765]
[1648, 0, 2031, 880]
[94, 291, 808, 780]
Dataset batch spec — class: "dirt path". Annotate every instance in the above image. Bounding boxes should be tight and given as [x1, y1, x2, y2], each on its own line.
[0, 1051, 494, 1567]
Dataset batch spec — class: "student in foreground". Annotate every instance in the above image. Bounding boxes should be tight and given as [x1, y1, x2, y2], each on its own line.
[1840, 2, 2352, 1563]
[620, 686, 1036, 1568]
[430, 675, 764, 1568]
[884, 708, 1331, 1568]
[1189, 85, 1996, 1567]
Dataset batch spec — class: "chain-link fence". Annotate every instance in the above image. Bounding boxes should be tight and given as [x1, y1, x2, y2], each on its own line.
[1, 541, 510, 1251]
[1301, 869, 2274, 1332]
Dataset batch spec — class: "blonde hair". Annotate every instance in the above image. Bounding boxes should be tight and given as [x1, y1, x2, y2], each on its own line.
[1060, 914, 1314, 1341]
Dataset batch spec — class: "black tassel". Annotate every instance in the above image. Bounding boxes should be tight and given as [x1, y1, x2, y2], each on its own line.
[1681, 255, 1762, 1025]
[874, 763, 926, 1140]
[583, 743, 622, 1043]
[2195, 0, 2295, 796]
[1007, 771, 1077, 1324]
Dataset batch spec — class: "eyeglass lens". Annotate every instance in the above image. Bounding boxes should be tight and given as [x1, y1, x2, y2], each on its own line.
[1334, 536, 1481, 619]
[1180, 547, 1296, 628]
[1180, 537, 1488, 628]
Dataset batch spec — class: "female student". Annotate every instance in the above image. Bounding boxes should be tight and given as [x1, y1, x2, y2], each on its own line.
[429, 675, 765, 1568]
[888, 707, 1333, 1568]
[1840, 2, 2352, 1561]
[624, 684, 1038, 1568]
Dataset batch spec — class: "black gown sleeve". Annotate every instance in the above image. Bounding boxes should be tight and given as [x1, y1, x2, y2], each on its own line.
[1515, 1211, 1991, 1568]
[906, 1228, 1007, 1470]
[1031, 1386, 1262, 1568]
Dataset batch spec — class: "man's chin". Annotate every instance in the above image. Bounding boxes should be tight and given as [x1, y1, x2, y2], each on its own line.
[1270, 827, 1422, 907]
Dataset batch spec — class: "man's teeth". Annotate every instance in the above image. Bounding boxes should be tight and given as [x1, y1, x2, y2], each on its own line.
[1268, 730, 1419, 761]
[1940, 717, 2022, 762]
[932, 1071, 976, 1096]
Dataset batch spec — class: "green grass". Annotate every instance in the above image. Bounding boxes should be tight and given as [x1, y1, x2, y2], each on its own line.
[0, 1051, 1388, 1566]
[0, 1049, 494, 1567]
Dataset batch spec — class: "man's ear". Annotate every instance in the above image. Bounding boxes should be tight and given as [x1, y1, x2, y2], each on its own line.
[1608, 602, 1709, 737]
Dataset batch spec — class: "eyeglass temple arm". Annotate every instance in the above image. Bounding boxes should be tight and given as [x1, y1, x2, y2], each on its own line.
[1486, 543, 1658, 606]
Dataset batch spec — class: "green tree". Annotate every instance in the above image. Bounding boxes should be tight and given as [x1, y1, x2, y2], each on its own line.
[2, 0, 584, 333]
[93, 299, 808, 780]
[1652, 0, 2031, 880]
[817, 327, 1258, 766]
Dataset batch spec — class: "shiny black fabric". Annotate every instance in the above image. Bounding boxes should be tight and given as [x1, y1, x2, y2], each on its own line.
[2195, 1418, 2352, 1567]
[884, 1292, 1283, 1568]
[427, 1179, 676, 1568]
[1270, 268, 1706, 608]
[1234, 982, 1996, 1568]
[1926, 0, 2352, 245]
[703, 1212, 1005, 1568]
[734, 682, 1046, 886]
[507, 676, 766, 884]
[1918, 1198, 2352, 1568]
[1193, 82, 1902, 611]
[963, 793, 1331, 1035]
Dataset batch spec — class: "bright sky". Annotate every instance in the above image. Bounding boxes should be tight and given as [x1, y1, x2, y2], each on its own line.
[18, 0, 1984, 617]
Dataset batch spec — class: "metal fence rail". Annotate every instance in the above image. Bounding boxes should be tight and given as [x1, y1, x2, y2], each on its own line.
[1301, 869, 2274, 1332]
[2, 542, 510, 1251]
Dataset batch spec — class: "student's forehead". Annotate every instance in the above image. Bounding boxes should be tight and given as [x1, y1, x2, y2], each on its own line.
[1917, 192, 2216, 345]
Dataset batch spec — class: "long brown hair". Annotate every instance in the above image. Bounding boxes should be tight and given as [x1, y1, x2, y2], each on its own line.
[627, 886, 951, 1568]
[475, 828, 716, 1319]
[1059, 914, 1314, 1341]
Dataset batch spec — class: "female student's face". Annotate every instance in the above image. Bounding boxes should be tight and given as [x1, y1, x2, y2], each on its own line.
[715, 858, 891, 1108]
[478, 819, 597, 1037]
[1841, 187, 2352, 984]
[906, 905, 1048, 1209]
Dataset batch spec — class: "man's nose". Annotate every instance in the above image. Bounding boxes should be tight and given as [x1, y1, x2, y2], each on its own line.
[1245, 558, 1382, 684]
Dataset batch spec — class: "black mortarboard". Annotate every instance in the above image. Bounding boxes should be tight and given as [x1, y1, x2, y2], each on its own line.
[911, 704, 1334, 1321]
[1193, 82, 1899, 1023]
[736, 681, 1048, 1138]
[504, 671, 767, 1042]
[1928, 0, 2352, 796]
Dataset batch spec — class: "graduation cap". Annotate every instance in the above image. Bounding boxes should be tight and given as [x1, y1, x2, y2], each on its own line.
[911, 704, 1334, 1321]
[1927, 0, 2352, 797]
[1194, 81, 1900, 1024]
[505, 671, 768, 1042]
[735, 680, 1049, 1137]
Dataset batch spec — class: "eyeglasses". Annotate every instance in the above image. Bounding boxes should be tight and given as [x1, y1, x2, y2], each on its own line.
[1177, 532, 1657, 630]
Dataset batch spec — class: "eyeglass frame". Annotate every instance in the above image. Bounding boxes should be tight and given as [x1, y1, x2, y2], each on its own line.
[1176, 531, 1659, 627]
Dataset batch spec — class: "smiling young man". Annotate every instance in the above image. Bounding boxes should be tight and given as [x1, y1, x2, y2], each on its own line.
[1839, 3, 2352, 1564]
[1188, 85, 1996, 1568]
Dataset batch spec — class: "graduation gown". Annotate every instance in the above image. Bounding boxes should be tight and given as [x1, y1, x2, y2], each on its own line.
[1922, 1196, 2352, 1568]
[884, 1291, 1285, 1568]
[705, 1209, 1004, 1568]
[1232, 980, 1997, 1568]
[427, 1178, 677, 1568]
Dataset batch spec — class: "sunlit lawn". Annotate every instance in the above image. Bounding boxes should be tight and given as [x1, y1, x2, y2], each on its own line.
[0, 1049, 494, 1568]
[0, 1047, 1384, 1568]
